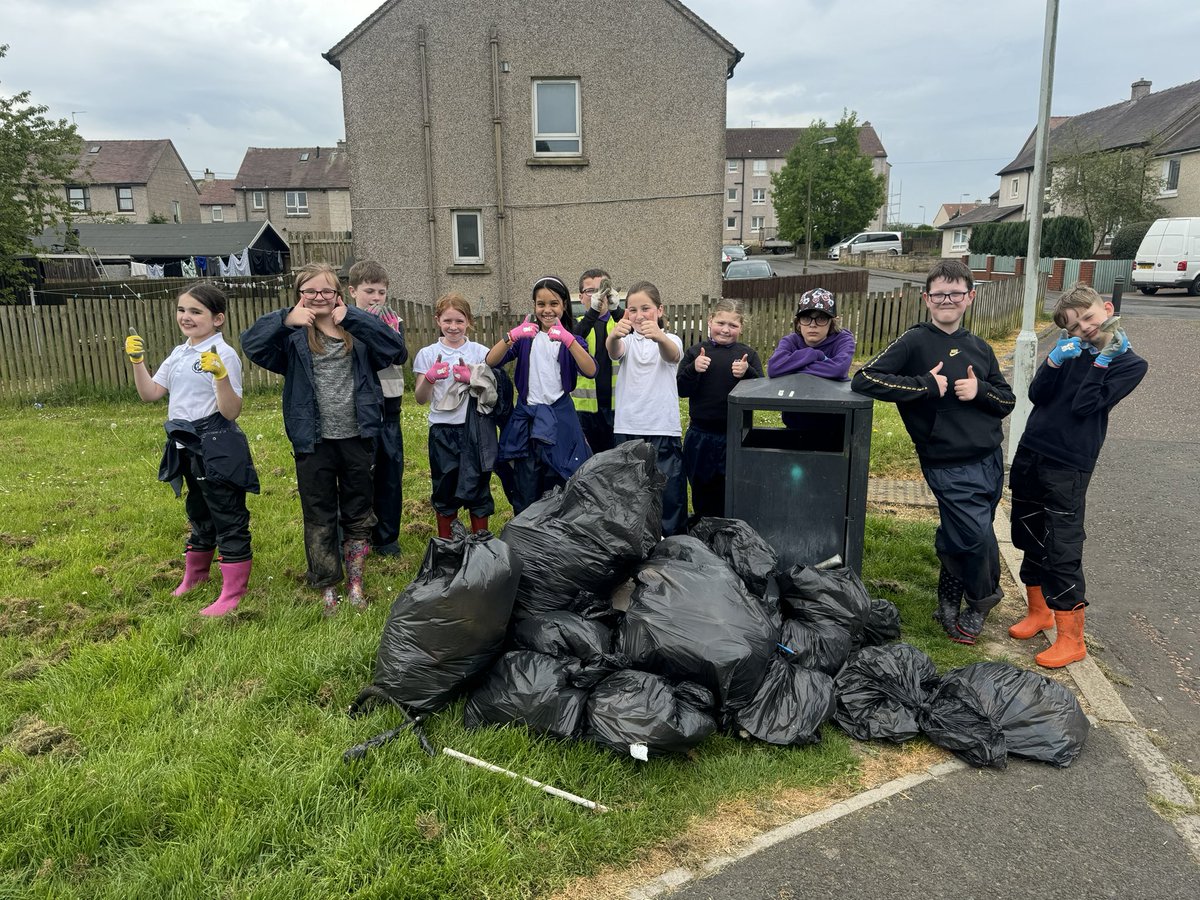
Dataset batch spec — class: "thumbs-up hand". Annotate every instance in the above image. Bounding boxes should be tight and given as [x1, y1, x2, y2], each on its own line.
[954, 364, 979, 401]
[732, 353, 750, 379]
[547, 319, 576, 348]
[929, 360, 948, 397]
[425, 354, 450, 383]
[508, 316, 540, 343]
[125, 331, 145, 364]
[199, 348, 228, 380]
[694, 345, 711, 373]
[452, 357, 472, 383]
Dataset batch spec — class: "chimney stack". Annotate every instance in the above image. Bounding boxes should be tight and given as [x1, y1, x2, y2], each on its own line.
[1131, 78, 1151, 101]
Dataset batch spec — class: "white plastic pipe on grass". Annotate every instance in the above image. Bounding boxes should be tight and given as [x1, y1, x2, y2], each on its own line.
[441, 747, 610, 813]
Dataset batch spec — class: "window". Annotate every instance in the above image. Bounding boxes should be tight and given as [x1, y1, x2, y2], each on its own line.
[116, 186, 134, 212]
[452, 210, 484, 264]
[171, 200, 181, 224]
[532, 79, 581, 156]
[1010, 177, 1020, 198]
[252, 191, 265, 210]
[299, 152, 310, 161]
[727, 160, 737, 173]
[67, 186, 90, 211]
[1162, 157, 1180, 194]
[286, 191, 309, 216]
[727, 187, 737, 202]
[751, 216, 765, 232]
[752, 187, 766, 204]
[726, 216, 737, 229]
[952, 227, 969, 250]
[752, 159, 767, 175]
[211, 206, 224, 222]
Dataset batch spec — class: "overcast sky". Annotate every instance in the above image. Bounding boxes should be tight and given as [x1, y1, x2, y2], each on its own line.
[4, 0, 1198, 225]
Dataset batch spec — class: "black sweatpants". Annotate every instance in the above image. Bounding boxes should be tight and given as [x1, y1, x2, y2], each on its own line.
[922, 447, 1004, 607]
[295, 436, 376, 588]
[1009, 445, 1091, 610]
[614, 433, 687, 537]
[371, 398, 404, 547]
[181, 447, 252, 562]
[428, 423, 495, 518]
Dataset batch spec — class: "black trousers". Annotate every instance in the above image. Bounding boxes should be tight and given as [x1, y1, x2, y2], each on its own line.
[508, 453, 566, 516]
[371, 399, 404, 547]
[922, 447, 1004, 607]
[1009, 445, 1091, 610]
[682, 426, 727, 518]
[428, 423, 495, 518]
[295, 436, 376, 588]
[578, 408, 616, 454]
[614, 434, 687, 537]
[181, 447, 252, 562]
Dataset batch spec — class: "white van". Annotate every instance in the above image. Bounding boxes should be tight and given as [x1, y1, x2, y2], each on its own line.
[827, 231, 902, 261]
[1131, 217, 1200, 295]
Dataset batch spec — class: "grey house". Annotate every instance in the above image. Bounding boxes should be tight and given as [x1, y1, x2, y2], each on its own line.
[324, 0, 740, 314]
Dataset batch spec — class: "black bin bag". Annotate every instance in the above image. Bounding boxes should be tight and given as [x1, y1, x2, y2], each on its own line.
[464, 650, 591, 740]
[834, 644, 940, 742]
[687, 517, 778, 597]
[734, 654, 837, 746]
[922, 662, 1090, 768]
[585, 669, 718, 759]
[778, 565, 872, 649]
[351, 531, 522, 716]
[861, 598, 902, 648]
[778, 617, 852, 676]
[617, 536, 778, 712]
[502, 443, 665, 617]
[510, 607, 621, 666]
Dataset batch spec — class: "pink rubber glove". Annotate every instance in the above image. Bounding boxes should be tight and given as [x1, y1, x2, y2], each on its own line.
[508, 321, 540, 342]
[425, 359, 450, 382]
[452, 363, 472, 383]
[547, 320, 576, 348]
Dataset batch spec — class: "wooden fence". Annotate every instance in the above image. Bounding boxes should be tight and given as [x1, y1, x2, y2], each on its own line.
[0, 272, 1038, 400]
[288, 231, 354, 269]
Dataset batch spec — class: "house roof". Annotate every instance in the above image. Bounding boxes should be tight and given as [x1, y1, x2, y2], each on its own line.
[726, 124, 887, 160]
[937, 203, 1024, 229]
[33, 221, 289, 257]
[197, 178, 238, 206]
[937, 202, 981, 220]
[233, 147, 350, 190]
[70, 139, 196, 189]
[998, 79, 1200, 174]
[323, 0, 740, 74]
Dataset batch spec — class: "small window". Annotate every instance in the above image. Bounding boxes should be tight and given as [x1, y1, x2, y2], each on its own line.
[752, 187, 766, 204]
[67, 186, 90, 211]
[751, 216, 765, 232]
[286, 191, 309, 216]
[172, 200, 181, 224]
[211, 206, 224, 222]
[116, 186, 134, 212]
[452, 210, 484, 264]
[1163, 158, 1180, 194]
[726, 216, 737, 229]
[299, 152, 310, 161]
[752, 159, 767, 175]
[952, 227, 969, 250]
[727, 187, 737, 201]
[88, 145, 101, 154]
[1010, 177, 1020, 198]
[727, 160, 737, 173]
[532, 79, 581, 156]
[252, 191, 265, 210]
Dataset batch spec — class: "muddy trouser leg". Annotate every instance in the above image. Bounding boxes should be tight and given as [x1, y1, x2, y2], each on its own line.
[335, 436, 377, 544]
[1014, 449, 1090, 612]
[371, 401, 403, 548]
[296, 442, 343, 588]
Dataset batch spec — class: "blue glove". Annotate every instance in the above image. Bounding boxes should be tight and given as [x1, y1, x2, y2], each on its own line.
[1093, 329, 1130, 368]
[1047, 332, 1083, 367]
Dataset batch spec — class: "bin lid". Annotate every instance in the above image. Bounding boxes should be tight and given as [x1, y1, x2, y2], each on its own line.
[728, 372, 873, 410]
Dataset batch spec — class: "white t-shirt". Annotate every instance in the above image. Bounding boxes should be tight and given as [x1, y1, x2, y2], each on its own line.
[526, 332, 565, 406]
[613, 331, 683, 437]
[153, 332, 243, 422]
[413, 339, 490, 425]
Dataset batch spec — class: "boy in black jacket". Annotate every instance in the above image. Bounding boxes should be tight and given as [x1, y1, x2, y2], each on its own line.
[852, 260, 1015, 643]
[1007, 283, 1147, 667]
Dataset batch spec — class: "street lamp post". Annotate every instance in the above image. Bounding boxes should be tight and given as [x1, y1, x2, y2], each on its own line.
[918, 205, 926, 225]
[804, 136, 838, 275]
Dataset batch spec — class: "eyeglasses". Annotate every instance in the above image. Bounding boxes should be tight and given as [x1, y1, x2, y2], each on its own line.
[926, 291, 969, 304]
[798, 315, 832, 326]
[580, 288, 597, 295]
[299, 288, 339, 299]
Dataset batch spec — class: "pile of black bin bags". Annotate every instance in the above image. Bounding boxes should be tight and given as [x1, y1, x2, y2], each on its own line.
[353, 443, 1089, 768]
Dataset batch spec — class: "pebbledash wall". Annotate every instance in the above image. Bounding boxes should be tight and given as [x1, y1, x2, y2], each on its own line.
[327, 0, 738, 315]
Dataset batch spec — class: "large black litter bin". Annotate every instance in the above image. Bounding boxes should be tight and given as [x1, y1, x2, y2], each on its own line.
[725, 373, 873, 573]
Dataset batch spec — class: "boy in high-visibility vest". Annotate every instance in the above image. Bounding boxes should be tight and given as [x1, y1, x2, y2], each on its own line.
[571, 268, 622, 452]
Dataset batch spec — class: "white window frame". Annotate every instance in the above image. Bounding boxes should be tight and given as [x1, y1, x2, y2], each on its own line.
[1161, 157, 1180, 196]
[1010, 177, 1020, 198]
[727, 160, 737, 173]
[752, 159, 767, 175]
[726, 216, 737, 230]
[727, 187, 737, 202]
[751, 215, 765, 232]
[952, 227, 969, 251]
[286, 191, 309, 216]
[752, 187, 767, 205]
[252, 191, 265, 210]
[532, 79, 581, 157]
[452, 210, 484, 264]
[211, 206, 224, 222]
[116, 186, 134, 212]
[67, 186, 90, 211]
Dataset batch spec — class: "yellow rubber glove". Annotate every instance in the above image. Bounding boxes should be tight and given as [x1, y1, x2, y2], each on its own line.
[125, 333, 145, 364]
[199, 349, 228, 379]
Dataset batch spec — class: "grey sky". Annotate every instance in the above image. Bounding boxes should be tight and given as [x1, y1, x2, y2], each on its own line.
[4, 0, 1198, 225]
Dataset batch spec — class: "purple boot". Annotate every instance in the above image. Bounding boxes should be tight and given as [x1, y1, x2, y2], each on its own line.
[199, 559, 252, 617]
[174, 550, 214, 596]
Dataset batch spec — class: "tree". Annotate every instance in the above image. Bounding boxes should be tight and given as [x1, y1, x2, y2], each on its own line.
[770, 111, 887, 249]
[1047, 127, 1164, 256]
[0, 44, 82, 297]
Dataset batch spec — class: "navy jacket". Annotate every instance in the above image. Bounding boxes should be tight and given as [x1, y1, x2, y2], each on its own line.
[159, 412, 260, 497]
[241, 305, 408, 454]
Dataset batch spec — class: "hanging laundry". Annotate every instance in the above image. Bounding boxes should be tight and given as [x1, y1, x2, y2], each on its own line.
[229, 250, 251, 276]
[196, 256, 208, 274]
[218, 257, 231, 277]
[148, 264, 165, 278]
[181, 258, 197, 278]
[130, 262, 149, 277]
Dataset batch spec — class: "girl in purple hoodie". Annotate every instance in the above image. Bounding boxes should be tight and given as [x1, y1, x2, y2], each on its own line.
[767, 288, 856, 429]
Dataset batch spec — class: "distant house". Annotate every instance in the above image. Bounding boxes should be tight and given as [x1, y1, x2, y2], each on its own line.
[931, 202, 981, 229]
[936, 197, 1023, 257]
[724, 125, 890, 245]
[65, 139, 201, 224]
[324, 0, 740, 313]
[232, 146, 351, 235]
[997, 79, 1200, 229]
[197, 170, 241, 224]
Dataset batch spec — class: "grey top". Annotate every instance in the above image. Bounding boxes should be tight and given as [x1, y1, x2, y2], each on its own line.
[312, 335, 360, 439]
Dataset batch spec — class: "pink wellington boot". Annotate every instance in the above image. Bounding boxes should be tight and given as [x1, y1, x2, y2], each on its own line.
[199, 559, 252, 617]
[173, 549, 215, 596]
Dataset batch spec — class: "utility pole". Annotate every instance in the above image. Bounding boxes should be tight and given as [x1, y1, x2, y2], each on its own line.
[803, 136, 837, 275]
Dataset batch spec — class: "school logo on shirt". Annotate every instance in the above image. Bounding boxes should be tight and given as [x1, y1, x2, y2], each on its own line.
[192, 359, 207, 374]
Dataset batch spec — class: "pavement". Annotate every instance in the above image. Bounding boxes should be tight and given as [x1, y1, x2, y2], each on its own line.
[625, 305, 1200, 898]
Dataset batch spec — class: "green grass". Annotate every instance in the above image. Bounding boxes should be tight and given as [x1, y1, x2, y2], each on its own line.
[0, 392, 980, 898]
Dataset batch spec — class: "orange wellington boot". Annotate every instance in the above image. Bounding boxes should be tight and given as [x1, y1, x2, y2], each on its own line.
[1009, 584, 1054, 640]
[1035, 605, 1087, 668]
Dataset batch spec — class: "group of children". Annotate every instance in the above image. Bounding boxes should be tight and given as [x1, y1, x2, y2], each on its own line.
[128, 257, 1145, 669]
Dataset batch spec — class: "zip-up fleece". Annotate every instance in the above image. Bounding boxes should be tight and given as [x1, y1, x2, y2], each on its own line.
[852, 322, 1015, 467]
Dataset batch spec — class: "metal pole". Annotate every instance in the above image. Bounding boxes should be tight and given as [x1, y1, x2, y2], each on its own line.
[804, 170, 813, 275]
[1007, 0, 1060, 465]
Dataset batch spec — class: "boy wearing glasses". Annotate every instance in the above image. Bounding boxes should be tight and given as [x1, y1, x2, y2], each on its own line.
[571, 268, 623, 452]
[852, 260, 1014, 644]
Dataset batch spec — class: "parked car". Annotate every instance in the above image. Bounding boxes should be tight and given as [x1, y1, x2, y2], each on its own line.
[827, 231, 903, 260]
[723, 259, 776, 280]
[1131, 217, 1200, 295]
[721, 244, 748, 271]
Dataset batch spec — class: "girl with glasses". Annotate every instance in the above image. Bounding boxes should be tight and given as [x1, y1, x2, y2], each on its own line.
[242, 262, 407, 616]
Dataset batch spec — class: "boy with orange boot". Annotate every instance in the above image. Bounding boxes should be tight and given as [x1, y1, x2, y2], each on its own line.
[1008, 283, 1147, 667]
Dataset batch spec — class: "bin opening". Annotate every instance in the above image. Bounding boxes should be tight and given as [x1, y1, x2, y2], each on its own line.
[740, 412, 845, 454]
